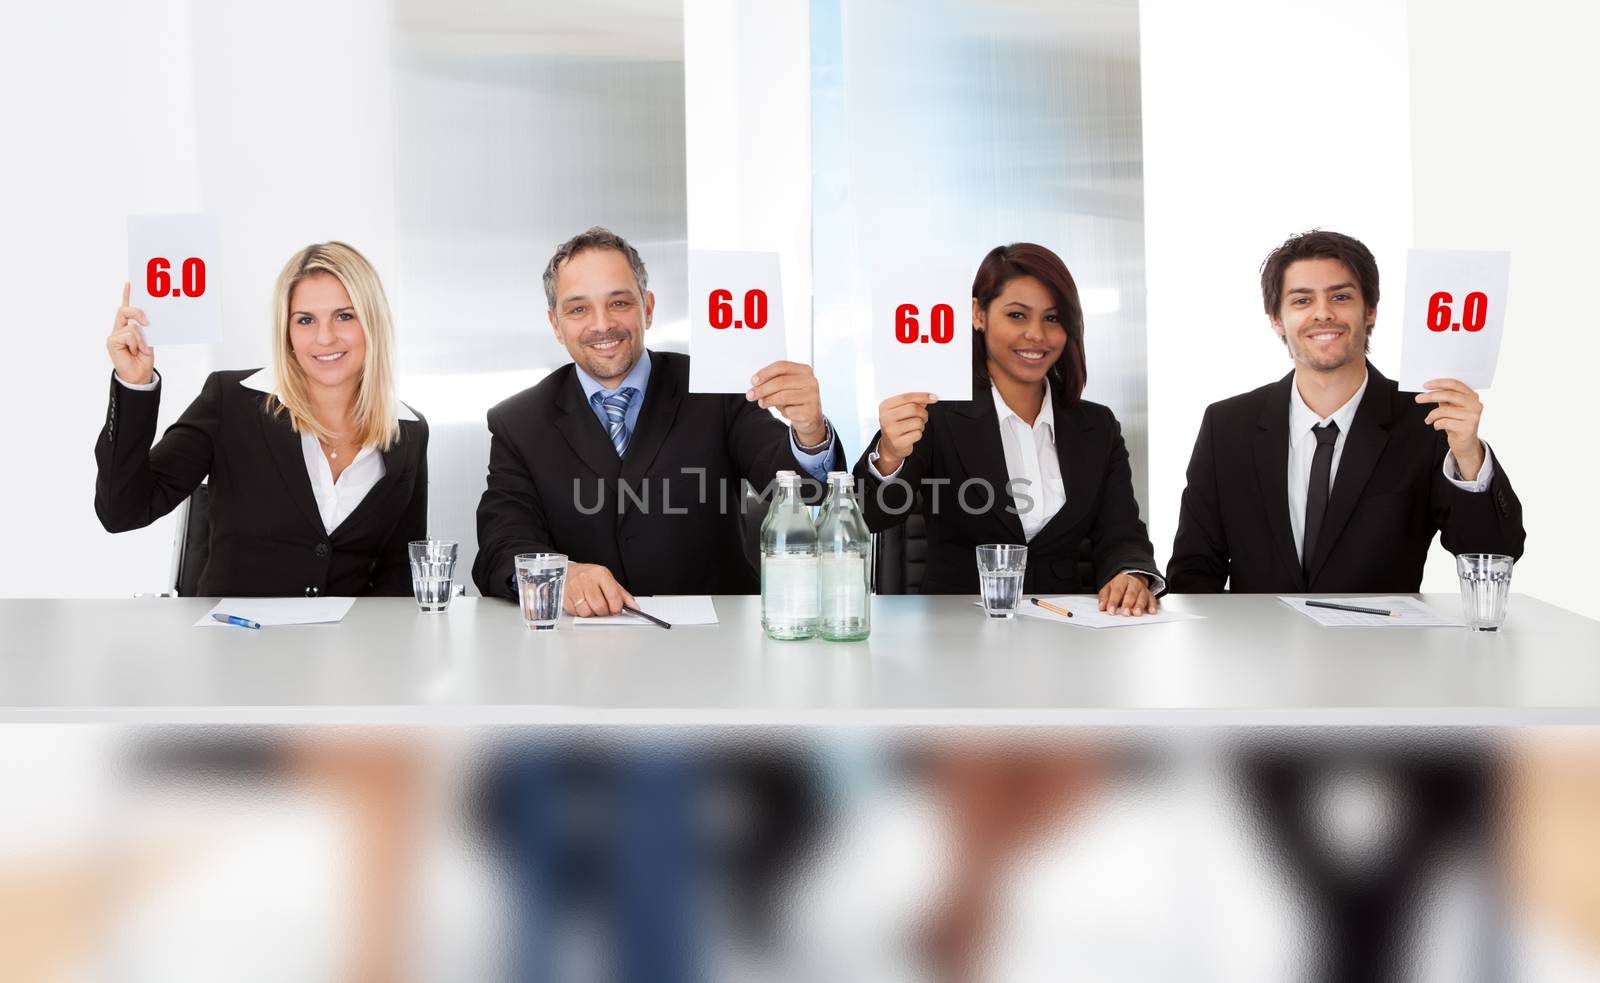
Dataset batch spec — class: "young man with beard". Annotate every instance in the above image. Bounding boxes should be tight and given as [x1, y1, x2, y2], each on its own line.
[1166, 229, 1524, 593]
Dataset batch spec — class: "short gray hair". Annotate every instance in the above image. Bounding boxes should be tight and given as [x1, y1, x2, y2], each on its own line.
[542, 226, 650, 311]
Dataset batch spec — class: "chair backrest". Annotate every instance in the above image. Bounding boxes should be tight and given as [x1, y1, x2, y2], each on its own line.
[871, 515, 929, 594]
[171, 483, 211, 597]
[872, 515, 1094, 594]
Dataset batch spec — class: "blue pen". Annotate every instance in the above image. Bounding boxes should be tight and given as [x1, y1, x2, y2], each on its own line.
[211, 613, 262, 630]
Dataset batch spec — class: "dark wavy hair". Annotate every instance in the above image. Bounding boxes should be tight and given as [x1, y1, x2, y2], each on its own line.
[970, 243, 1087, 405]
[1260, 229, 1380, 318]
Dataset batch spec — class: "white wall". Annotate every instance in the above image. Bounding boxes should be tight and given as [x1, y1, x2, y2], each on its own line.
[1406, 0, 1600, 617]
[0, 0, 395, 599]
[684, 0, 813, 362]
[1141, 0, 1592, 617]
[1140, 0, 1415, 588]
[3, 0, 1593, 618]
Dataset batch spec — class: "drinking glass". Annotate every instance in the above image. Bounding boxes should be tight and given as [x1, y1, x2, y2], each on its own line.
[516, 553, 569, 630]
[408, 540, 459, 613]
[976, 544, 1028, 619]
[1456, 553, 1513, 631]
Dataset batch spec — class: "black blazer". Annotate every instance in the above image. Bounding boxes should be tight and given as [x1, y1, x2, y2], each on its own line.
[851, 384, 1159, 595]
[1167, 362, 1525, 593]
[94, 369, 429, 597]
[472, 350, 846, 600]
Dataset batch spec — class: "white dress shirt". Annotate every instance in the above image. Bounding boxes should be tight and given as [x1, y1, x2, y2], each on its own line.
[296, 432, 384, 534]
[867, 384, 1066, 536]
[991, 380, 1066, 541]
[1287, 371, 1495, 562]
[870, 381, 1164, 592]
[116, 367, 418, 536]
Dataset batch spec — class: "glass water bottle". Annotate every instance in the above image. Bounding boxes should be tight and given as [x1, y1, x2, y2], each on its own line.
[760, 470, 819, 640]
[816, 471, 872, 641]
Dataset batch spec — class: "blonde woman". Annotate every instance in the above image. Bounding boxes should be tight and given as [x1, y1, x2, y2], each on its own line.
[97, 241, 428, 597]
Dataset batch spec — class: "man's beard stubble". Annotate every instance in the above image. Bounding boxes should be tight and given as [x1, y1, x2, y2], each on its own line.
[1287, 320, 1368, 373]
[578, 328, 640, 381]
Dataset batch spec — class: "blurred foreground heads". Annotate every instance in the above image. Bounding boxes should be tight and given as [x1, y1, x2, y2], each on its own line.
[8, 730, 1600, 982]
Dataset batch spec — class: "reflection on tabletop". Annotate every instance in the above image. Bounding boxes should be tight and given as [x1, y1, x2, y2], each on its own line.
[4, 729, 1600, 981]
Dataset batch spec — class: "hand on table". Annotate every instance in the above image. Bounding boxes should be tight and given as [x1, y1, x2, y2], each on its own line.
[562, 562, 636, 617]
[1098, 573, 1158, 616]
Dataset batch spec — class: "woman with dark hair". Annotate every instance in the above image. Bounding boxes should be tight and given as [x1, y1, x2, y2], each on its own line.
[852, 242, 1162, 612]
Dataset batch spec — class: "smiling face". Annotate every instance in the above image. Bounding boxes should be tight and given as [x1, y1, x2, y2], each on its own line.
[547, 247, 654, 387]
[1271, 257, 1375, 374]
[287, 272, 367, 395]
[975, 274, 1067, 390]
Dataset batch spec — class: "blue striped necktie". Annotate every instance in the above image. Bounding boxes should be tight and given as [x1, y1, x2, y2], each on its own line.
[595, 387, 639, 456]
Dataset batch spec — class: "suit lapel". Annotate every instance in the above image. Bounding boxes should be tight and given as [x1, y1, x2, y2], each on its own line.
[1028, 393, 1097, 551]
[1307, 362, 1393, 582]
[620, 360, 684, 481]
[329, 420, 417, 537]
[1252, 371, 1306, 590]
[947, 389, 1028, 544]
[258, 403, 329, 533]
[554, 369, 624, 481]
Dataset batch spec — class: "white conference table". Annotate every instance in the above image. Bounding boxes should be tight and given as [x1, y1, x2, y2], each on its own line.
[2, 593, 1597, 725]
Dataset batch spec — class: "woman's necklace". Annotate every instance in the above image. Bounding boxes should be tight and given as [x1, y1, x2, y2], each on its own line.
[321, 434, 355, 461]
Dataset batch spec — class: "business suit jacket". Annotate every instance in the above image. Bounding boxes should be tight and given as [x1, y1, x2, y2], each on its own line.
[472, 350, 846, 600]
[94, 369, 429, 597]
[852, 383, 1159, 595]
[1166, 362, 1524, 593]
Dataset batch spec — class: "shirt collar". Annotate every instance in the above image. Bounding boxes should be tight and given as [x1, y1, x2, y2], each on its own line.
[239, 367, 419, 422]
[574, 348, 652, 405]
[1289, 368, 1368, 438]
[990, 379, 1055, 436]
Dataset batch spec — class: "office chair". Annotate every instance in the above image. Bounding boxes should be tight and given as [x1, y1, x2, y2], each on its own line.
[871, 513, 929, 594]
[169, 483, 212, 597]
[872, 513, 1095, 594]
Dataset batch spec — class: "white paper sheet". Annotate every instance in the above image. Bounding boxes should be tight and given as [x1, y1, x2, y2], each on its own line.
[572, 595, 720, 627]
[195, 597, 357, 628]
[687, 251, 791, 393]
[1277, 595, 1463, 627]
[128, 213, 223, 346]
[869, 256, 974, 402]
[1010, 596, 1206, 629]
[1397, 249, 1511, 391]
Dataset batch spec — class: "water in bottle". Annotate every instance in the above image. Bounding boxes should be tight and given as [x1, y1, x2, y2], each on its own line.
[816, 471, 871, 641]
[760, 470, 819, 640]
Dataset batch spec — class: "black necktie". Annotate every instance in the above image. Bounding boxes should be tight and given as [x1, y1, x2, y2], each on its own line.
[1302, 421, 1340, 579]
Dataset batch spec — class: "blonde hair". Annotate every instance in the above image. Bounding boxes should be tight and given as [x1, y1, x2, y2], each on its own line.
[268, 242, 401, 451]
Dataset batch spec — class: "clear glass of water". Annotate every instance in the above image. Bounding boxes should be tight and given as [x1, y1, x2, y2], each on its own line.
[408, 540, 459, 613]
[976, 544, 1028, 619]
[1457, 552, 1513, 631]
[516, 553, 569, 631]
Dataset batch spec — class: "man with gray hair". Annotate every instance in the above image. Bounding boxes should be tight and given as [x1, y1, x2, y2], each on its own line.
[473, 226, 844, 613]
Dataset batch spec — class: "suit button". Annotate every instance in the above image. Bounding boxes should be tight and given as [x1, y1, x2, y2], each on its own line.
[315, 542, 331, 558]
[305, 586, 320, 597]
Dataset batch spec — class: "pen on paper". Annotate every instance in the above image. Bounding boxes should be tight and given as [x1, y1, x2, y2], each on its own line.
[622, 604, 672, 629]
[211, 613, 262, 630]
[1304, 600, 1396, 617]
[1030, 597, 1073, 618]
